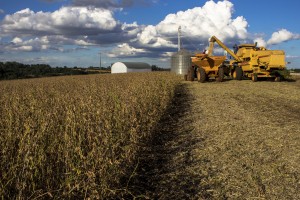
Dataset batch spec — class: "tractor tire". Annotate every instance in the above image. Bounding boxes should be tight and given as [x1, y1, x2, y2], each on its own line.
[187, 66, 194, 81]
[233, 67, 243, 80]
[275, 76, 282, 82]
[217, 67, 224, 82]
[197, 67, 206, 83]
[252, 74, 258, 82]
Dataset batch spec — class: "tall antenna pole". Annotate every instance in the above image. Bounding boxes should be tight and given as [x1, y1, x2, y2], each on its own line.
[178, 26, 182, 52]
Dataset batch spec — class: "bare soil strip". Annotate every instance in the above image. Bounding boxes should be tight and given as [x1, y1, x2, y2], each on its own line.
[126, 78, 300, 199]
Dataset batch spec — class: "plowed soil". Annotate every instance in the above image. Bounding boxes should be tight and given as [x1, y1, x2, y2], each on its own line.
[126, 77, 300, 199]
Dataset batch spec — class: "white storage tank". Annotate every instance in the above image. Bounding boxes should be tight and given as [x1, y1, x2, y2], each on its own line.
[171, 49, 192, 75]
[111, 62, 152, 74]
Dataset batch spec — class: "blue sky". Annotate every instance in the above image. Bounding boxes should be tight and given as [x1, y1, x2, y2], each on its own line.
[0, 0, 299, 68]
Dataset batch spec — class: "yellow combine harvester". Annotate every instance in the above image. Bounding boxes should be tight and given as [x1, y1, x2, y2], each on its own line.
[208, 36, 289, 82]
[187, 36, 289, 82]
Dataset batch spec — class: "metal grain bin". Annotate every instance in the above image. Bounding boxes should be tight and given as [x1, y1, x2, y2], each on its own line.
[171, 49, 192, 75]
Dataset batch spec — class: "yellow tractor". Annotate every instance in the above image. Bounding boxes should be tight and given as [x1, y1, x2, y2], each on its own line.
[208, 36, 289, 82]
[190, 53, 230, 82]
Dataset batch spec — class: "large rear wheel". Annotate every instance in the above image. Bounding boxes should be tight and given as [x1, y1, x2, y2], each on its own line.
[252, 73, 258, 82]
[187, 66, 194, 81]
[233, 67, 243, 80]
[217, 67, 224, 82]
[275, 75, 282, 82]
[197, 67, 206, 83]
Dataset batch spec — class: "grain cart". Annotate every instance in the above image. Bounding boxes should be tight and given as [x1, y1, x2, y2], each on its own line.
[208, 36, 289, 82]
[189, 54, 230, 82]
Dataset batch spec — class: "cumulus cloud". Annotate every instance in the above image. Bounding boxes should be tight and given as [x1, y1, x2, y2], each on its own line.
[136, 0, 248, 51]
[4, 35, 96, 52]
[2, 0, 299, 64]
[1, 7, 118, 36]
[0, 0, 250, 56]
[267, 29, 300, 45]
[253, 29, 300, 47]
[107, 43, 147, 57]
[11, 37, 23, 44]
[121, 22, 142, 37]
[137, 25, 177, 48]
[0, 6, 141, 52]
[7, 36, 50, 51]
[254, 37, 267, 47]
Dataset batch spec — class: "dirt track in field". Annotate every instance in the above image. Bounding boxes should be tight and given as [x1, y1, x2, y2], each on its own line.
[127, 77, 300, 199]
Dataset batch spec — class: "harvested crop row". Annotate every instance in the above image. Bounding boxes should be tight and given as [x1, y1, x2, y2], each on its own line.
[186, 79, 300, 199]
[0, 72, 181, 199]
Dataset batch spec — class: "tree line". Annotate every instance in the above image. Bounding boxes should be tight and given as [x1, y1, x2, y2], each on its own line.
[0, 62, 171, 81]
[291, 68, 300, 73]
[0, 62, 103, 80]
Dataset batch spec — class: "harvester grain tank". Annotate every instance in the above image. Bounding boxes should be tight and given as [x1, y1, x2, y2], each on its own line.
[209, 36, 289, 81]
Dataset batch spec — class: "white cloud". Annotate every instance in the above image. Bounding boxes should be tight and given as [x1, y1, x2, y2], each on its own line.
[231, 16, 248, 39]
[2, 7, 118, 36]
[52, 7, 117, 30]
[161, 52, 174, 57]
[137, 25, 176, 48]
[0, 6, 142, 52]
[18, 46, 33, 51]
[253, 29, 300, 47]
[254, 37, 267, 47]
[138, 25, 157, 44]
[286, 55, 300, 59]
[137, 0, 248, 50]
[74, 39, 94, 46]
[121, 22, 141, 37]
[1, 0, 299, 66]
[5, 35, 98, 52]
[11, 37, 23, 44]
[267, 29, 300, 45]
[107, 43, 147, 57]
[0, 1, 251, 56]
[6, 36, 50, 51]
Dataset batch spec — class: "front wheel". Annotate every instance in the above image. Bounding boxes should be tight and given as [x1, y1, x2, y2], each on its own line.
[233, 67, 243, 80]
[217, 67, 224, 82]
[187, 66, 194, 81]
[252, 74, 258, 82]
[197, 67, 206, 83]
[275, 76, 282, 82]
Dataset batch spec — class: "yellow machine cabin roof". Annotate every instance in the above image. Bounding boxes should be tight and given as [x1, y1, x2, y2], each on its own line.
[238, 44, 257, 48]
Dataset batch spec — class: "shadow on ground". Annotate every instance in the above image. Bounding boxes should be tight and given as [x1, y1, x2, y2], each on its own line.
[119, 83, 208, 199]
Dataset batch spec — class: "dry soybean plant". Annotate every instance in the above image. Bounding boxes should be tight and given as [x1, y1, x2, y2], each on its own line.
[0, 72, 181, 199]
